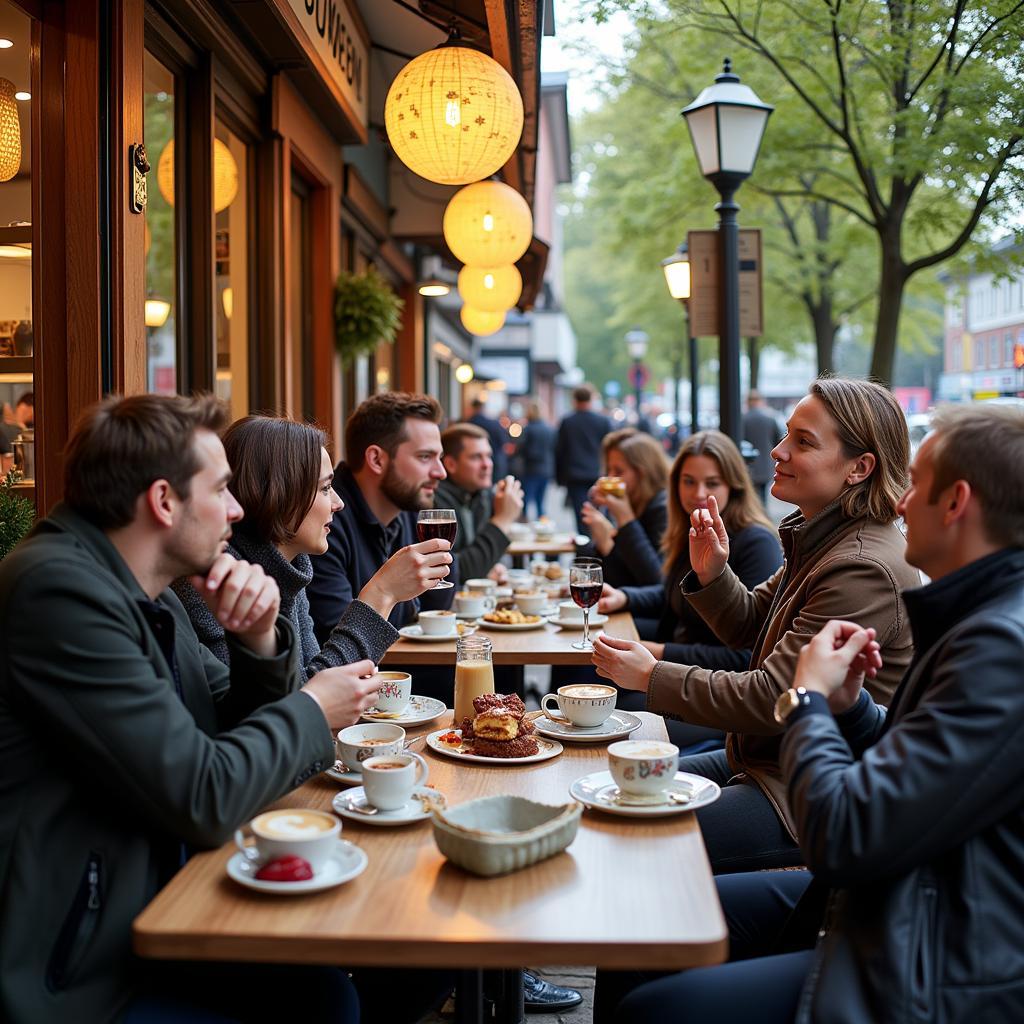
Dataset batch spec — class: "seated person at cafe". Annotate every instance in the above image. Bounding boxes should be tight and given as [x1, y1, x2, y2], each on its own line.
[173, 414, 452, 690]
[0, 390, 33, 462]
[592, 377, 919, 874]
[435, 422, 524, 581]
[598, 402, 1024, 1024]
[0, 394, 378, 1023]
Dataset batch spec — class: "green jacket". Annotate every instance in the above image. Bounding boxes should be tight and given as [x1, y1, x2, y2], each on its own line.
[0, 505, 335, 1023]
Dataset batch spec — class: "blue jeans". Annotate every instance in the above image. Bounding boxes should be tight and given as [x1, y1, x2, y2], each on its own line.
[522, 474, 550, 521]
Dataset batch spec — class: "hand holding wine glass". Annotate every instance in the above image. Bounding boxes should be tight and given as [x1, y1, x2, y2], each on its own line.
[569, 558, 603, 652]
[416, 509, 457, 589]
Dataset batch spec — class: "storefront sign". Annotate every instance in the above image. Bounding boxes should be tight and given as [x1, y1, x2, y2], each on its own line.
[285, 0, 369, 131]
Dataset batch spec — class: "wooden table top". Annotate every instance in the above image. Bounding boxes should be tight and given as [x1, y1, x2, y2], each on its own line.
[382, 611, 639, 666]
[506, 536, 578, 557]
[133, 712, 726, 971]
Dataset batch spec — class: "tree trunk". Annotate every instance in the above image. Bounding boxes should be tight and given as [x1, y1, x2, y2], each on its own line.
[747, 336, 760, 390]
[811, 296, 837, 377]
[871, 244, 907, 384]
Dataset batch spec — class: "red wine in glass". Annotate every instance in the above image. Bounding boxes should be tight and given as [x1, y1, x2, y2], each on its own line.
[570, 583, 602, 609]
[416, 519, 458, 545]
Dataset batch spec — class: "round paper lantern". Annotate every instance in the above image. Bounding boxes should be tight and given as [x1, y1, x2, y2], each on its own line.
[384, 45, 524, 186]
[0, 78, 21, 182]
[157, 138, 239, 213]
[457, 264, 522, 313]
[460, 305, 505, 337]
[443, 180, 532, 266]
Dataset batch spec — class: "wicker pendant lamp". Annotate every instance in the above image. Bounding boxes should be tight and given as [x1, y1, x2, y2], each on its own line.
[0, 79, 21, 182]
[157, 138, 239, 213]
[457, 264, 522, 313]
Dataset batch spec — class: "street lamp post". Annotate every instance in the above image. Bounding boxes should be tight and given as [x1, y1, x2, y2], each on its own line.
[681, 58, 772, 444]
[625, 328, 649, 425]
[661, 243, 697, 436]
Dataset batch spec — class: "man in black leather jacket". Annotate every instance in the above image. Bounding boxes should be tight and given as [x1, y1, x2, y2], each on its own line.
[600, 402, 1024, 1024]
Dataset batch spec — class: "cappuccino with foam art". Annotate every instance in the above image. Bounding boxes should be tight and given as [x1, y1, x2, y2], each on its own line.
[235, 807, 340, 873]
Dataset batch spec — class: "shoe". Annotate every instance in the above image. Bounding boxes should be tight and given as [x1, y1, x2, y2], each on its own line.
[522, 970, 583, 1014]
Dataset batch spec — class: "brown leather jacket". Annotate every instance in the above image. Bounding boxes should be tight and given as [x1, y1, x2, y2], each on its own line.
[647, 499, 919, 839]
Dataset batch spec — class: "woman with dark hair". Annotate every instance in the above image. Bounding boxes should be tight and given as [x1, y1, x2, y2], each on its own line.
[592, 377, 919, 877]
[581, 428, 670, 587]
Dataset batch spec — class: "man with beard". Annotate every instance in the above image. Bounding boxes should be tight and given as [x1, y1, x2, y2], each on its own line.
[0, 393, 375, 1022]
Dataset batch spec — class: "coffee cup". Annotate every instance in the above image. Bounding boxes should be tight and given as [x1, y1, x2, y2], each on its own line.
[607, 740, 679, 799]
[454, 592, 496, 617]
[515, 591, 548, 615]
[361, 752, 430, 811]
[532, 521, 554, 540]
[336, 723, 406, 772]
[234, 807, 340, 872]
[465, 578, 497, 595]
[418, 609, 457, 636]
[374, 671, 412, 714]
[556, 600, 585, 623]
[541, 683, 617, 728]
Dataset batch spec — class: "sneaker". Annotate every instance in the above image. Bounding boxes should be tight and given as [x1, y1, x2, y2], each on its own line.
[522, 970, 583, 1014]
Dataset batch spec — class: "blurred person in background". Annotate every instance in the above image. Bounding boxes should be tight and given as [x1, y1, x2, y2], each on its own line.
[466, 393, 508, 480]
[515, 402, 555, 521]
[743, 390, 782, 505]
[556, 386, 613, 535]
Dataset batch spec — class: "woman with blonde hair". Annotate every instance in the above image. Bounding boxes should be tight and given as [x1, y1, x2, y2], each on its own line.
[592, 377, 919, 873]
[581, 427, 670, 587]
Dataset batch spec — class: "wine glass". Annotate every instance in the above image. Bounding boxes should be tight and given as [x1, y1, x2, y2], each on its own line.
[569, 558, 603, 651]
[416, 509, 458, 589]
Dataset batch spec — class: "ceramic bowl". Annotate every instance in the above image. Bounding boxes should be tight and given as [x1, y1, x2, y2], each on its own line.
[431, 795, 582, 877]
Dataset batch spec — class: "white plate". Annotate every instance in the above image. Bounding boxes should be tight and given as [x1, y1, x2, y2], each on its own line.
[475, 617, 548, 632]
[398, 624, 476, 642]
[360, 695, 446, 726]
[324, 761, 363, 785]
[569, 770, 721, 817]
[532, 709, 642, 744]
[332, 786, 445, 826]
[426, 728, 563, 765]
[226, 838, 368, 894]
[547, 612, 608, 629]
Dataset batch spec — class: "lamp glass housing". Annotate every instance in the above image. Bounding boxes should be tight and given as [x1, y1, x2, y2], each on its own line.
[625, 329, 649, 360]
[662, 251, 691, 300]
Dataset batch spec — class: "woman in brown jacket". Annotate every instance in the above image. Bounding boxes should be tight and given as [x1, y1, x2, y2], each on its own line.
[592, 377, 919, 872]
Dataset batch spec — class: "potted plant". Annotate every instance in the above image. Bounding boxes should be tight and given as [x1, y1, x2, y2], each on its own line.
[333, 265, 404, 366]
[0, 468, 35, 561]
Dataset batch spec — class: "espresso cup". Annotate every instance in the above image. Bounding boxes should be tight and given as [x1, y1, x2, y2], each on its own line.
[454, 592, 496, 617]
[557, 600, 585, 623]
[465, 578, 497, 595]
[374, 671, 412, 714]
[234, 808, 340, 872]
[418, 609, 457, 636]
[542, 683, 617, 728]
[515, 591, 549, 615]
[336, 723, 406, 772]
[607, 740, 680, 799]
[361, 752, 430, 811]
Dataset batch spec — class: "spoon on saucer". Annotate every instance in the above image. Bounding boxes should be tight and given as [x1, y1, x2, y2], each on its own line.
[340, 797, 379, 816]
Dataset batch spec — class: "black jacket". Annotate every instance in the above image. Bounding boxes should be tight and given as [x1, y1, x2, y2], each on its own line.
[516, 419, 555, 477]
[781, 547, 1024, 1024]
[598, 490, 669, 589]
[468, 412, 508, 479]
[555, 408, 612, 486]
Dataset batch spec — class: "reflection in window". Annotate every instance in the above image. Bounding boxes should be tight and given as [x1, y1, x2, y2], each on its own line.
[144, 52, 176, 394]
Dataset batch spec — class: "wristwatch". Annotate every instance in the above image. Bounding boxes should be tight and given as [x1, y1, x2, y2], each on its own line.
[773, 686, 812, 725]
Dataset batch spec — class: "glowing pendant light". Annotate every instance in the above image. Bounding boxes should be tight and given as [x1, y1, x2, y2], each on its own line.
[460, 305, 505, 337]
[384, 45, 524, 186]
[443, 180, 532, 266]
[457, 264, 522, 313]
[0, 78, 21, 182]
[157, 138, 239, 213]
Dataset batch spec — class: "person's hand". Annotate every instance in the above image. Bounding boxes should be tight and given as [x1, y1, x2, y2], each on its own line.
[487, 563, 509, 585]
[580, 501, 615, 555]
[492, 476, 524, 531]
[597, 582, 627, 614]
[689, 494, 730, 586]
[593, 489, 636, 527]
[591, 634, 657, 692]
[191, 555, 280, 656]
[302, 661, 380, 730]
[357, 540, 452, 618]
[794, 621, 882, 715]
[641, 641, 665, 660]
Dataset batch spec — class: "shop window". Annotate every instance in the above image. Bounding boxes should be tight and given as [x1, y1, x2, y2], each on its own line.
[288, 173, 313, 420]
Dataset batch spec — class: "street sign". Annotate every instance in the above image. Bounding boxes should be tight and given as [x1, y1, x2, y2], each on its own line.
[628, 363, 650, 389]
[687, 228, 763, 338]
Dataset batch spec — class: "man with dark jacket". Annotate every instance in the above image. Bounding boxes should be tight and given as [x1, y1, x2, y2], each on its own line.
[555, 386, 613, 534]
[0, 394, 376, 1022]
[742, 390, 782, 504]
[600, 402, 1024, 1023]
[467, 394, 509, 479]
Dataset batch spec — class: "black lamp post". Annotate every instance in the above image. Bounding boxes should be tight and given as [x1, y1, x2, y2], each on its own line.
[625, 328, 649, 424]
[661, 242, 697, 436]
[681, 58, 772, 444]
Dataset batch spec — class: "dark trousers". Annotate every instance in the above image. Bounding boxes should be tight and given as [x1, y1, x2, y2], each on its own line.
[565, 482, 593, 535]
[680, 749, 803, 873]
[522, 474, 550, 521]
[594, 870, 814, 1023]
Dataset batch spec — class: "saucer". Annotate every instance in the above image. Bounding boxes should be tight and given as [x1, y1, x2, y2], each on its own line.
[398, 624, 476, 642]
[332, 786, 445, 826]
[569, 770, 721, 817]
[532, 709, 642, 744]
[325, 761, 363, 785]
[547, 612, 608, 629]
[360, 695, 446, 726]
[227, 839, 368, 894]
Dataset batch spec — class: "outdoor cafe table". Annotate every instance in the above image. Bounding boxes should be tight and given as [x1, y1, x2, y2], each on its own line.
[506, 534, 579, 561]
[133, 711, 727, 1023]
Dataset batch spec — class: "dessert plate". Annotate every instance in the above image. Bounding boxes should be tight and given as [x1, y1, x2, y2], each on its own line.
[475, 617, 548, 632]
[569, 770, 721, 817]
[332, 786, 445, 826]
[532, 709, 642, 744]
[360, 695, 446, 726]
[547, 613, 608, 629]
[226, 839, 367, 894]
[425, 728, 563, 765]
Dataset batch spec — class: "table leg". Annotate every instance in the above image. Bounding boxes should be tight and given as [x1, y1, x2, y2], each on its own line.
[455, 969, 484, 1024]
[488, 968, 525, 1024]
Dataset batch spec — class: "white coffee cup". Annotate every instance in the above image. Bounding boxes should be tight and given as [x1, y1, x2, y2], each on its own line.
[234, 808, 340, 872]
[515, 591, 549, 615]
[465, 578, 497, 595]
[542, 683, 617, 728]
[454, 592, 496, 617]
[607, 740, 680, 799]
[374, 671, 412, 714]
[557, 600, 585, 623]
[336, 723, 406, 772]
[418, 609, 457, 635]
[361, 752, 430, 811]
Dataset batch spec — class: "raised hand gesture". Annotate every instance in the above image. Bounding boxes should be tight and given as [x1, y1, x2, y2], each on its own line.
[688, 494, 729, 586]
